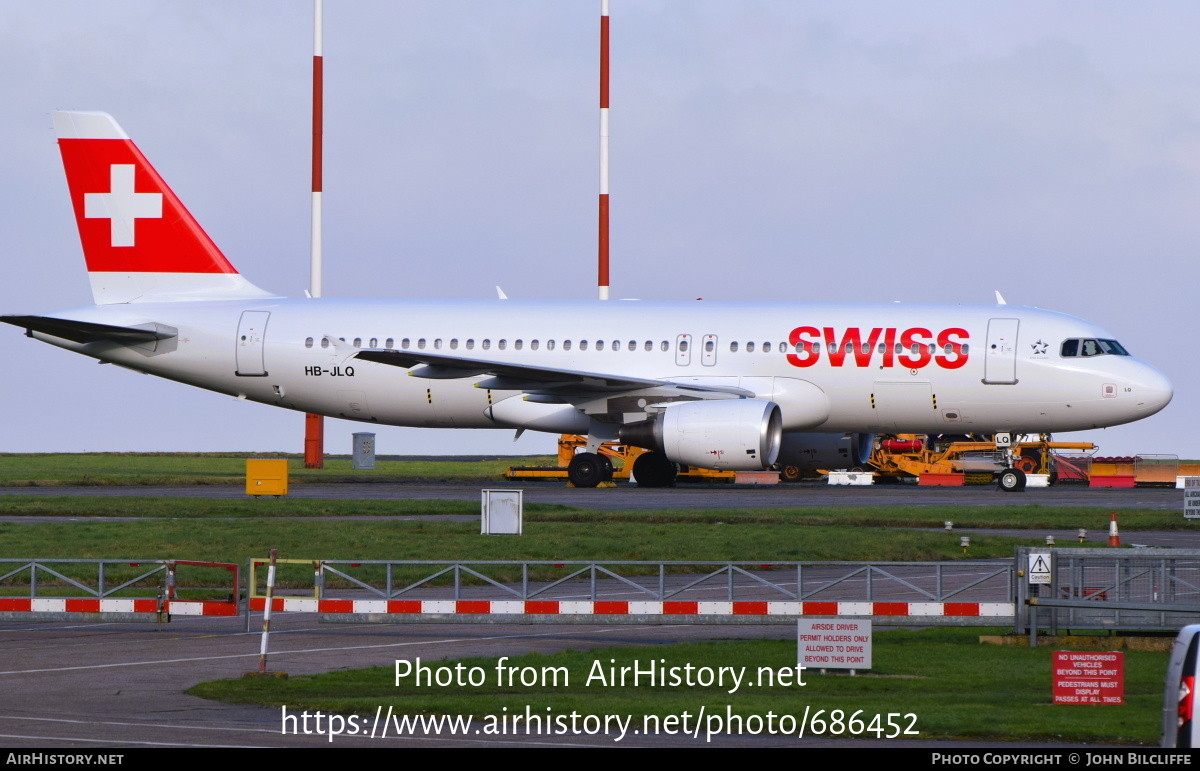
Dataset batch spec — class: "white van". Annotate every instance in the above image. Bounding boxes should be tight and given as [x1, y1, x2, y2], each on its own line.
[1163, 624, 1200, 747]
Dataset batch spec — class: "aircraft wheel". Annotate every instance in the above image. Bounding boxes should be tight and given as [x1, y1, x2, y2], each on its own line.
[632, 451, 678, 487]
[997, 467, 1027, 492]
[779, 465, 802, 483]
[568, 452, 607, 488]
[599, 454, 615, 481]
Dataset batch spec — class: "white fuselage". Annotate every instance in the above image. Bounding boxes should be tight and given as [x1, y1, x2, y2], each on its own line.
[32, 297, 1173, 438]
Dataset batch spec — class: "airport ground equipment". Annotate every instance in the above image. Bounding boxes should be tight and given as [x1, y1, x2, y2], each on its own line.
[504, 434, 739, 486]
[0, 558, 239, 620]
[868, 433, 1096, 490]
[246, 458, 289, 497]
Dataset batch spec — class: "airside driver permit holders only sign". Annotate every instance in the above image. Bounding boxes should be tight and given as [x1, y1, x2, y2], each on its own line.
[798, 619, 872, 672]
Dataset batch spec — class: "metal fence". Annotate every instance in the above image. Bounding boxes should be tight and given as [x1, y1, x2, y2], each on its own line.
[0, 558, 240, 619]
[1016, 547, 1200, 636]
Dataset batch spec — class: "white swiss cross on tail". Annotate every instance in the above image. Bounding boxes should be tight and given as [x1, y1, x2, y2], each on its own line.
[84, 164, 162, 247]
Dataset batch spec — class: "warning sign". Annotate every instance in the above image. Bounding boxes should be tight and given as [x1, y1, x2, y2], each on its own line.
[1185, 477, 1200, 519]
[797, 619, 872, 669]
[1027, 552, 1052, 585]
[1052, 651, 1124, 705]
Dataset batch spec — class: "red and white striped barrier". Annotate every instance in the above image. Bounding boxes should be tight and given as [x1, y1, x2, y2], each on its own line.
[248, 597, 1012, 618]
[0, 598, 236, 616]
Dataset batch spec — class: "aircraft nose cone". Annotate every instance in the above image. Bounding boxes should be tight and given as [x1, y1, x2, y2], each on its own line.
[1134, 364, 1173, 417]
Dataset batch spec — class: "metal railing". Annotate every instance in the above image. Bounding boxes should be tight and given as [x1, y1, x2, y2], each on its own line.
[1017, 547, 1200, 636]
[250, 559, 1014, 603]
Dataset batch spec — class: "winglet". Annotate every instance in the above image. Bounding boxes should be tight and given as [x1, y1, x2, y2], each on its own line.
[995, 290, 1007, 305]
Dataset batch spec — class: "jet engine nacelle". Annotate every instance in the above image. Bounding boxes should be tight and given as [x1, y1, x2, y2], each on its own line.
[776, 431, 875, 470]
[619, 398, 783, 470]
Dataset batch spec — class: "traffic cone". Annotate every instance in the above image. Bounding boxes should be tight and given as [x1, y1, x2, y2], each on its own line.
[1108, 512, 1120, 547]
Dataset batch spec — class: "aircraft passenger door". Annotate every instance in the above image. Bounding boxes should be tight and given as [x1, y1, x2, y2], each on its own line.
[701, 334, 717, 366]
[983, 318, 1019, 385]
[675, 334, 692, 366]
[235, 310, 270, 377]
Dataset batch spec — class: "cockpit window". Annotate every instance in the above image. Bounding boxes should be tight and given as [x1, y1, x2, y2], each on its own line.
[1098, 339, 1129, 355]
[1061, 338, 1130, 357]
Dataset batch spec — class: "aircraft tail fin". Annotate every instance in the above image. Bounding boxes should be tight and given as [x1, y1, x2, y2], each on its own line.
[53, 111, 276, 305]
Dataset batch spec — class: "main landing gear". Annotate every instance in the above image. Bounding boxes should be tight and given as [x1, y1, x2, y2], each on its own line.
[567, 452, 614, 488]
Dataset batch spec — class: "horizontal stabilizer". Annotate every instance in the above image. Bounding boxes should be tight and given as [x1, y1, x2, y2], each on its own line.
[1, 315, 177, 345]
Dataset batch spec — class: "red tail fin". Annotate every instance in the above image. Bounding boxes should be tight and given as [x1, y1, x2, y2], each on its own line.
[53, 112, 273, 304]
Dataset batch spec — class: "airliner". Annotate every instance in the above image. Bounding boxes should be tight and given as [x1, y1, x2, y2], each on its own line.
[2, 112, 1174, 490]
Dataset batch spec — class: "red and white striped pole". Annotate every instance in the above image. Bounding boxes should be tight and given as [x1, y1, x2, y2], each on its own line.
[304, 0, 325, 469]
[597, 0, 610, 300]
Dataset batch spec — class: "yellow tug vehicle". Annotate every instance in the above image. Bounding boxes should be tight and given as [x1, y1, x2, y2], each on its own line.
[866, 433, 1096, 487]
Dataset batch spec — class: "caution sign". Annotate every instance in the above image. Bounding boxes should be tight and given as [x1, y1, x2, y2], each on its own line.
[1185, 477, 1200, 520]
[1027, 552, 1052, 585]
[1052, 652, 1124, 705]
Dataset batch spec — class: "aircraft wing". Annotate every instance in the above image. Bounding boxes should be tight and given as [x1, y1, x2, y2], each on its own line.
[353, 348, 751, 399]
[0, 315, 177, 345]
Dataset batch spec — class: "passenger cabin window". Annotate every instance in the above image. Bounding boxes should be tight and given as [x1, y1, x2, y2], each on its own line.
[498, 339, 507, 350]
[547, 340, 555, 350]
[764, 342, 772, 353]
[305, 337, 314, 349]
[320, 337, 330, 349]
[401, 338, 411, 349]
[579, 340, 588, 351]
[417, 338, 426, 349]
[482, 339, 491, 350]
[385, 338, 394, 349]
[730, 342, 739, 352]
[369, 338, 377, 348]
[644, 341, 652, 352]
[450, 339, 458, 350]
[514, 339, 523, 350]
[563, 340, 572, 351]
[434, 339, 442, 349]
[530, 340, 539, 350]
[746, 342, 755, 353]
[466, 339, 475, 350]
[660, 341, 669, 352]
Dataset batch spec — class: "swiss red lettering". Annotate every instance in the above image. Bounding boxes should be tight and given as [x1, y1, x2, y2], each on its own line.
[785, 326, 970, 370]
[936, 328, 969, 369]
[823, 327, 882, 368]
[897, 327, 932, 369]
[787, 326, 820, 368]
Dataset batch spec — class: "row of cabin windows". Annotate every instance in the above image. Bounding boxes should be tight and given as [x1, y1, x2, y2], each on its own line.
[302, 336, 968, 356]
[304, 337, 673, 352]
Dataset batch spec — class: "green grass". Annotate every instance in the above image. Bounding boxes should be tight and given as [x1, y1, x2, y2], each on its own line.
[0, 495, 1194, 531]
[0, 453, 554, 486]
[0, 518, 1041, 567]
[188, 628, 1167, 744]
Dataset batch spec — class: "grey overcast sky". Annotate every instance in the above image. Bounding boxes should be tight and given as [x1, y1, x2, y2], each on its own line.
[2, 1, 1197, 457]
